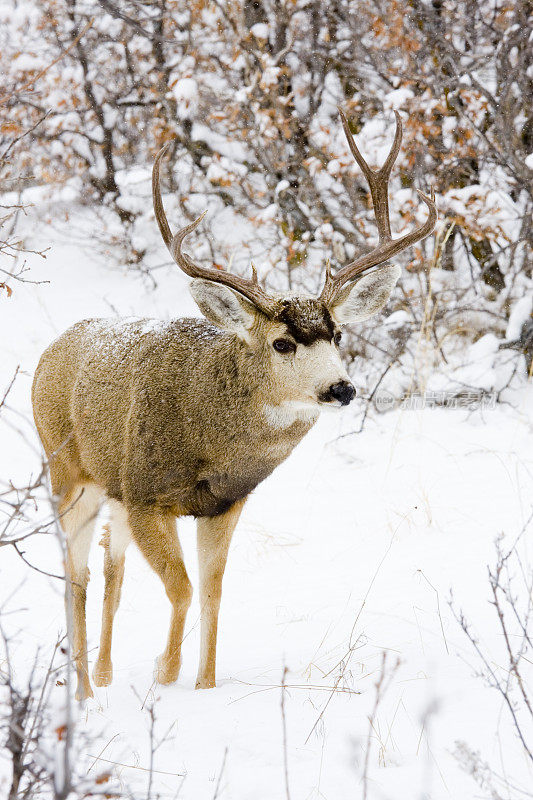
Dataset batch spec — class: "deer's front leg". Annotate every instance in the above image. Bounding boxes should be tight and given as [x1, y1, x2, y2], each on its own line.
[196, 498, 246, 689]
[128, 506, 192, 685]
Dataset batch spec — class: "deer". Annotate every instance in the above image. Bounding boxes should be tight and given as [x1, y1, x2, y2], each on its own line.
[32, 110, 436, 700]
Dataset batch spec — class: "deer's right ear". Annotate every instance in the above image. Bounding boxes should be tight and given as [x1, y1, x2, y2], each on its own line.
[189, 279, 258, 338]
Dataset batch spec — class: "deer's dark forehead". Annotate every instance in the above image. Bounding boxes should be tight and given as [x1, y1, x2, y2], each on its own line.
[274, 298, 335, 346]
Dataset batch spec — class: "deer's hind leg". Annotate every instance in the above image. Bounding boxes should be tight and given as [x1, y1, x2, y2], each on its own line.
[93, 500, 131, 688]
[58, 482, 103, 701]
[127, 506, 192, 685]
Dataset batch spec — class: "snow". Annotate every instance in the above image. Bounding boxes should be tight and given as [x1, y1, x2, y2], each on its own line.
[172, 78, 199, 120]
[257, 204, 278, 222]
[192, 123, 249, 162]
[259, 64, 282, 90]
[384, 87, 415, 111]
[1, 203, 533, 799]
[11, 52, 42, 71]
[447, 333, 500, 390]
[250, 23, 268, 40]
[275, 179, 290, 195]
[206, 156, 247, 183]
[116, 167, 152, 187]
[383, 309, 410, 329]
[506, 294, 533, 341]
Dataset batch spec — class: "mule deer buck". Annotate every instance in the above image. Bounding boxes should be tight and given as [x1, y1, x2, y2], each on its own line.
[32, 110, 436, 700]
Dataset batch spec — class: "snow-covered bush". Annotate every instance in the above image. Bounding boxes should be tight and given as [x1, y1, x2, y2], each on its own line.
[1, 0, 531, 399]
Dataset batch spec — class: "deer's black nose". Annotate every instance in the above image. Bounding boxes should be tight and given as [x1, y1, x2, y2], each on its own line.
[329, 381, 355, 406]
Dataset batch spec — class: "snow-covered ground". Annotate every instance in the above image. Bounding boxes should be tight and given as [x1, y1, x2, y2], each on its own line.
[1, 211, 532, 799]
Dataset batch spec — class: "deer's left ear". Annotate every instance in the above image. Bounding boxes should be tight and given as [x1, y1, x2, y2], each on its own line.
[328, 264, 401, 325]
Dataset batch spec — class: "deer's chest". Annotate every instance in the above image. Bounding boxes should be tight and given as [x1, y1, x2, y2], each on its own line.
[125, 389, 316, 516]
[182, 431, 301, 516]
[131, 423, 309, 517]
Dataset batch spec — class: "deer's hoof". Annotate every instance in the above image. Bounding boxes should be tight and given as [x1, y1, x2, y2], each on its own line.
[93, 660, 113, 687]
[195, 676, 216, 690]
[154, 654, 181, 685]
[75, 680, 94, 701]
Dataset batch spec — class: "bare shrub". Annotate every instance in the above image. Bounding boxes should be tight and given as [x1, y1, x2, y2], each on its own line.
[451, 515, 533, 798]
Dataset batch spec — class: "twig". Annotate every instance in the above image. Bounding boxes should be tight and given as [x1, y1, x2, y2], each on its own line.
[305, 524, 398, 744]
[84, 755, 185, 778]
[451, 529, 533, 766]
[212, 746, 228, 800]
[0, 19, 94, 105]
[416, 569, 449, 654]
[0, 367, 19, 414]
[362, 652, 400, 799]
[280, 666, 291, 800]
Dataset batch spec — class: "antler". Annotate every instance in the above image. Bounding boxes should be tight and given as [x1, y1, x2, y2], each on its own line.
[320, 110, 437, 305]
[152, 142, 278, 317]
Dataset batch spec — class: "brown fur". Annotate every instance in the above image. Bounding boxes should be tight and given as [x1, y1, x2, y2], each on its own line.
[275, 298, 335, 345]
[33, 314, 315, 514]
[31, 242, 412, 702]
[32, 256, 407, 700]
[32, 306, 324, 698]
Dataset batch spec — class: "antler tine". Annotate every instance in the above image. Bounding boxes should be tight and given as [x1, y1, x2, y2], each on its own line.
[152, 141, 174, 250]
[339, 107, 402, 242]
[320, 110, 437, 305]
[152, 142, 278, 317]
[169, 212, 207, 274]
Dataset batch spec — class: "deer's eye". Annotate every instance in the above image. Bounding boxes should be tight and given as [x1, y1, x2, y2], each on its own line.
[273, 338, 296, 354]
[334, 331, 342, 346]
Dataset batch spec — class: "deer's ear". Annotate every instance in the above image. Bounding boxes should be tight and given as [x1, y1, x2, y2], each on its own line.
[328, 265, 401, 325]
[189, 279, 259, 337]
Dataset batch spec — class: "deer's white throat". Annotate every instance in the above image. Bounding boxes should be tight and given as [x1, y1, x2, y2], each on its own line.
[262, 401, 320, 429]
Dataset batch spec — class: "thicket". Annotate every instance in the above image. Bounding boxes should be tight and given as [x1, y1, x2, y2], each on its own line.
[1, 0, 531, 400]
